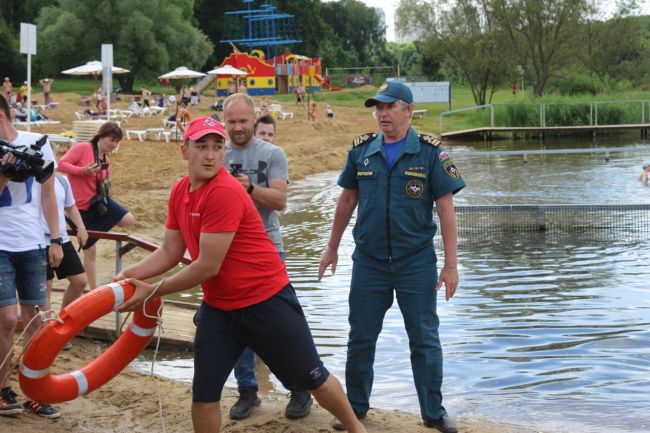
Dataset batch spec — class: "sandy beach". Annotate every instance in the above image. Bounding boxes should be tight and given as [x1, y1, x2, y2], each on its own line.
[3, 90, 541, 433]
[4, 339, 534, 433]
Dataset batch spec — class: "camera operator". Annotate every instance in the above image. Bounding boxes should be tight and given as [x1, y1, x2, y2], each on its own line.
[0, 95, 62, 418]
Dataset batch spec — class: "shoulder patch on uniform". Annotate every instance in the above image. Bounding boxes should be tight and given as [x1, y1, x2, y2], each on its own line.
[419, 134, 441, 147]
[352, 133, 377, 147]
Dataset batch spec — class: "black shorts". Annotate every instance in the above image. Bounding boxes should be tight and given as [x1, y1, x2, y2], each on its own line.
[46, 241, 85, 280]
[79, 198, 129, 249]
[192, 284, 329, 402]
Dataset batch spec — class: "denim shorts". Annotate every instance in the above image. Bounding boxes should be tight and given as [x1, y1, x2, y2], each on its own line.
[0, 248, 47, 308]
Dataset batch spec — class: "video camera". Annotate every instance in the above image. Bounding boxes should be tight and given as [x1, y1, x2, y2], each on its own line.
[0, 135, 54, 184]
[229, 162, 243, 176]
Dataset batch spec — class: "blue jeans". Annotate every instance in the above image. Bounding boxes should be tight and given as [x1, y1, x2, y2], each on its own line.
[234, 251, 286, 391]
[0, 248, 47, 308]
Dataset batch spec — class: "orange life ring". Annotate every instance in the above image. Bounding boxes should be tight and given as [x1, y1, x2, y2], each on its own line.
[19, 281, 161, 404]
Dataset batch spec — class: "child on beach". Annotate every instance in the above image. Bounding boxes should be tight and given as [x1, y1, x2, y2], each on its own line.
[308, 100, 317, 121]
[326, 104, 334, 119]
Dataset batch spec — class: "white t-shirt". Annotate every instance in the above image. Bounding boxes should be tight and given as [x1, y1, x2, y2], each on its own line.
[43, 175, 75, 243]
[0, 131, 56, 251]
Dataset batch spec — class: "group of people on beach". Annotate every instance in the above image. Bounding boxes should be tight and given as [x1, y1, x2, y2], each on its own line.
[2, 77, 56, 122]
[1, 81, 467, 433]
[0, 92, 136, 419]
[119, 83, 463, 433]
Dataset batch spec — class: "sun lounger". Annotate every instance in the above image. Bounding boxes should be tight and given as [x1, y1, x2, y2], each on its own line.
[14, 120, 61, 129]
[126, 130, 147, 142]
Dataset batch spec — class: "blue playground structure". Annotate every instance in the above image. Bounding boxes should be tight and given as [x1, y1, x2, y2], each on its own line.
[220, 0, 302, 59]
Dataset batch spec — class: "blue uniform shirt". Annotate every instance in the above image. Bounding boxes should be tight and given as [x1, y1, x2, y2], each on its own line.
[338, 128, 465, 261]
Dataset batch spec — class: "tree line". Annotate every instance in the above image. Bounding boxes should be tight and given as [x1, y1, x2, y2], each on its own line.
[395, 0, 650, 104]
[0, 0, 389, 93]
[1, 0, 648, 99]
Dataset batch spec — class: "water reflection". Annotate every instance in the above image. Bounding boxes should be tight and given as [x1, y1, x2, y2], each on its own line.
[138, 136, 650, 433]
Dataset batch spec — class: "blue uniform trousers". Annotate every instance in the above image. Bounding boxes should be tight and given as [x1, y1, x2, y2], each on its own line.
[346, 248, 445, 421]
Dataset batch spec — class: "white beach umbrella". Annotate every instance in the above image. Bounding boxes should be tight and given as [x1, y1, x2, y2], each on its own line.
[158, 66, 206, 80]
[61, 60, 130, 76]
[207, 65, 248, 76]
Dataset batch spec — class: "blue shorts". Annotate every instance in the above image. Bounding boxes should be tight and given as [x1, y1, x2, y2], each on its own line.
[192, 284, 329, 402]
[0, 248, 47, 308]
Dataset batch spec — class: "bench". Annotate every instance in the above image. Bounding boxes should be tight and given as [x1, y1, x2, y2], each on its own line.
[146, 128, 170, 142]
[412, 109, 427, 119]
[125, 130, 147, 142]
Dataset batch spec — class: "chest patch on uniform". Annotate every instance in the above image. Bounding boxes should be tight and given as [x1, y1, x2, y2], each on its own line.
[357, 170, 375, 177]
[405, 179, 424, 198]
[443, 160, 460, 179]
[403, 170, 426, 179]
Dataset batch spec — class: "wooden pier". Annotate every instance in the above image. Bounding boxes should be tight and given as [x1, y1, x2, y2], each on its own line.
[441, 123, 650, 140]
[49, 286, 197, 351]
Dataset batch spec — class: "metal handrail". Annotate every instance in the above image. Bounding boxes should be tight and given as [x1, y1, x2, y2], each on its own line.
[450, 145, 650, 162]
[68, 229, 192, 334]
[439, 104, 494, 136]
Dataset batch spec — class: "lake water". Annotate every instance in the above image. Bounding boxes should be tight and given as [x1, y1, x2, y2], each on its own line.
[135, 133, 650, 433]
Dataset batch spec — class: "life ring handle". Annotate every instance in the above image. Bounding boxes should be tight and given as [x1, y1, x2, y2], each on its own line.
[19, 281, 161, 404]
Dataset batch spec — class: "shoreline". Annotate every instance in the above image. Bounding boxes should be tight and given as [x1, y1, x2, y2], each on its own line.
[4, 336, 543, 433]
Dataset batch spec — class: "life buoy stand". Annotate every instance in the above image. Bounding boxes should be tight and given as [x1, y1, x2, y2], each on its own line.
[19, 281, 161, 404]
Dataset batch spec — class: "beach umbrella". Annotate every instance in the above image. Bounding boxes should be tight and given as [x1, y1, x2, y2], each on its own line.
[158, 66, 206, 80]
[207, 65, 248, 76]
[61, 60, 130, 76]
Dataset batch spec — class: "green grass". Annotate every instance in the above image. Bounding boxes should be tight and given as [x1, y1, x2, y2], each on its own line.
[47, 78, 650, 134]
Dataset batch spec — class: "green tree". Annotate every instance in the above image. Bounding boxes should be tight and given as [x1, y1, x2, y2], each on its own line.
[0, 0, 57, 30]
[34, 0, 213, 92]
[583, 14, 650, 87]
[193, 0, 243, 66]
[396, 0, 510, 105]
[386, 42, 425, 77]
[490, 0, 594, 96]
[320, 0, 388, 66]
[0, 18, 25, 82]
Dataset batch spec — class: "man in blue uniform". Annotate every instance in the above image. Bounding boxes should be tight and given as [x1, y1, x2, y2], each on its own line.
[318, 81, 465, 433]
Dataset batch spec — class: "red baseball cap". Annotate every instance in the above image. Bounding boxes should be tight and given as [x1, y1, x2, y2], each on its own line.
[183, 116, 225, 142]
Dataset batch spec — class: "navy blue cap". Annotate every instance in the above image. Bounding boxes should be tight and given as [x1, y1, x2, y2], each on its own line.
[364, 81, 413, 107]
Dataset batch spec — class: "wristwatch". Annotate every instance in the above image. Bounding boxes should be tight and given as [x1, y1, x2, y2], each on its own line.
[247, 183, 255, 194]
[50, 237, 63, 245]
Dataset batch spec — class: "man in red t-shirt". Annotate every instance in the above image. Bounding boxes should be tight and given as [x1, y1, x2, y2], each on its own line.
[116, 117, 366, 433]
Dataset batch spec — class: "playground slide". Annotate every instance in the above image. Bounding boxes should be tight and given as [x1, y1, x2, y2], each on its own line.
[196, 74, 216, 95]
[314, 75, 342, 91]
